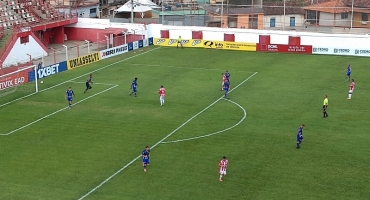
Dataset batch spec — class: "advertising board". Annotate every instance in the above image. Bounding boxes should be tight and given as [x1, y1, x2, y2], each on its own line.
[28, 61, 68, 81]
[257, 44, 312, 54]
[133, 41, 139, 50]
[143, 38, 149, 47]
[0, 70, 29, 90]
[67, 52, 101, 70]
[100, 44, 128, 59]
[203, 40, 256, 51]
[154, 38, 203, 48]
[312, 47, 370, 57]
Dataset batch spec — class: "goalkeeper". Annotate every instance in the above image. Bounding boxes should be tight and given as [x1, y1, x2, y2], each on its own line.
[84, 74, 93, 93]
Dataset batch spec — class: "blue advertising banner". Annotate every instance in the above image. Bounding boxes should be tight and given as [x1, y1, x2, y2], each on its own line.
[138, 40, 144, 48]
[149, 37, 153, 45]
[28, 61, 68, 81]
[128, 42, 133, 51]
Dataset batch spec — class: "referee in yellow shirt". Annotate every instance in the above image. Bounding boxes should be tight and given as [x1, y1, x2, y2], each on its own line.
[323, 95, 329, 118]
[177, 36, 183, 49]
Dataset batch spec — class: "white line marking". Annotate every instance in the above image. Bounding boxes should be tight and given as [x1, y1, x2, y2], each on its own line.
[0, 85, 118, 136]
[0, 47, 161, 108]
[161, 98, 246, 144]
[77, 72, 257, 200]
[68, 81, 118, 86]
[128, 63, 251, 72]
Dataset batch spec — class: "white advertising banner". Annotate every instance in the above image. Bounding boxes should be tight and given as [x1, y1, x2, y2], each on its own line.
[133, 41, 139, 50]
[313, 47, 370, 57]
[100, 44, 128, 59]
[143, 38, 149, 47]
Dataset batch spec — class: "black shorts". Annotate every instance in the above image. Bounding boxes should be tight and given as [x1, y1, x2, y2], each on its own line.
[86, 82, 91, 89]
[323, 105, 327, 110]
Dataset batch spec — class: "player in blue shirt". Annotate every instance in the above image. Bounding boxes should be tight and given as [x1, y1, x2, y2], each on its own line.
[142, 146, 150, 172]
[296, 124, 305, 149]
[65, 87, 75, 109]
[129, 77, 138, 97]
[223, 81, 230, 98]
[345, 65, 351, 81]
[224, 70, 230, 81]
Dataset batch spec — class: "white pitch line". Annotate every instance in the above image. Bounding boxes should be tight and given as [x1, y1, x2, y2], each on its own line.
[77, 72, 257, 200]
[128, 63, 251, 72]
[0, 47, 161, 108]
[68, 81, 118, 86]
[161, 98, 246, 144]
[0, 85, 118, 136]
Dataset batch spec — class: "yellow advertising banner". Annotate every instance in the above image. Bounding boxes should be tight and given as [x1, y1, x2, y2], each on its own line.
[154, 38, 203, 48]
[67, 52, 101, 70]
[203, 40, 256, 51]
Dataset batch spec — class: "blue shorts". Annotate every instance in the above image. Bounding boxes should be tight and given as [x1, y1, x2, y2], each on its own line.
[132, 87, 137, 92]
[67, 97, 73, 101]
[223, 88, 229, 92]
[142, 158, 148, 164]
[347, 72, 351, 76]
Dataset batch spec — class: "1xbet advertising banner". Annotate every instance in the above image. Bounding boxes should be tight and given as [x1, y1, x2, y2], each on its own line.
[1, 70, 29, 91]
[154, 38, 203, 48]
[67, 52, 101, 70]
[100, 44, 128, 59]
[28, 61, 68, 81]
[203, 40, 256, 51]
[257, 44, 312, 54]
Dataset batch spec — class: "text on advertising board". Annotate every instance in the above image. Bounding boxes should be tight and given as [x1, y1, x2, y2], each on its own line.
[0, 72, 29, 90]
[67, 52, 101, 70]
[257, 44, 312, 54]
[38, 64, 59, 78]
[334, 48, 350, 53]
[154, 38, 203, 47]
[313, 48, 329, 53]
[102, 45, 128, 58]
[203, 41, 224, 49]
[223, 42, 256, 51]
[355, 49, 370, 55]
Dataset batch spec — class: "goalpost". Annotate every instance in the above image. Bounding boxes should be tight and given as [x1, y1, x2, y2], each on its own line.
[0, 65, 38, 98]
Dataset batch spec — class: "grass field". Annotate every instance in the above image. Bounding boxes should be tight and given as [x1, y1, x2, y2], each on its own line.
[1, 46, 370, 200]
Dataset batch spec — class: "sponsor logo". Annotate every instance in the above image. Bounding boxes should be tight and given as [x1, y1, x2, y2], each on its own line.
[334, 48, 350, 53]
[267, 44, 278, 51]
[38, 64, 59, 78]
[68, 52, 100, 70]
[288, 46, 306, 52]
[143, 39, 148, 46]
[204, 41, 214, 47]
[102, 46, 128, 57]
[355, 49, 370, 54]
[156, 39, 166, 45]
[168, 39, 177, 45]
[0, 76, 26, 90]
[134, 42, 138, 48]
[215, 42, 223, 48]
[192, 40, 202, 46]
[313, 48, 329, 52]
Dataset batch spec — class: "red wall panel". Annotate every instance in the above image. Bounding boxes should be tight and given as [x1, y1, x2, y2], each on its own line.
[288, 36, 301, 45]
[192, 31, 203, 39]
[160, 30, 169, 38]
[224, 33, 235, 42]
[259, 35, 271, 44]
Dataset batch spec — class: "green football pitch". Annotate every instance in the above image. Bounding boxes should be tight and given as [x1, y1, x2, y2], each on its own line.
[0, 46, 370, 200]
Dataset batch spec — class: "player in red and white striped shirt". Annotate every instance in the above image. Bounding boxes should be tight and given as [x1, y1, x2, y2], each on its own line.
[218, 156, 228, 182]
[221, 73, 227, 91]
[159, 85, 166, 106]
[348, 79, 355, 100]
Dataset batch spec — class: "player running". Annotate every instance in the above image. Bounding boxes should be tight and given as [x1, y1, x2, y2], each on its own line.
[219, 156, 228, 182]
[142, 146, 150, 172]
[84, 74, 93, 93]
[296, 124, 305, 149]
[65, 87, 75, 109]
[348, 79, 355, 100]
[345, 65, 351, 81]
[159, 85, 166, 106]
[129, 77, 138, 97]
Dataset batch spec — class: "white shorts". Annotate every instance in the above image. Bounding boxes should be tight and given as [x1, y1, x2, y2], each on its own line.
[219, 170, 226, 175]
[349, 90, 353, 94]
[160, 96, 165, 100]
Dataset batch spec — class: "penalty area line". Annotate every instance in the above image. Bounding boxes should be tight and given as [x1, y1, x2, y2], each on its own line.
[0, 47, 161, 108]
[77, 71, 257, 200]
[0, 85, 118, 136]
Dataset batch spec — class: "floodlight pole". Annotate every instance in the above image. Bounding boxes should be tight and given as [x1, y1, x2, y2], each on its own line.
[131, 0, 134, 23]
[85, 40, 90, 54]
[63, 45, 68, 61]
[350, 0, 354, 29]
[161, 0, 165, 24]
[221, 0, 224, 27]
[283, 0, 286, 30]
[104, 35, 109, 49]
